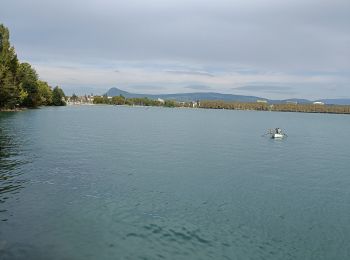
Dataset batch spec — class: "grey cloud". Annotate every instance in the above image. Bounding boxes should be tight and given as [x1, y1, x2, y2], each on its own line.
[185, 85, 212, 90]
[61, 85, 105, 96]
[165, 70, 214, 77]
[1, 0, 349, 99]
[128, 85, 165, 91]
[2, 0, 349, 71]
[234, 85, 297, 95]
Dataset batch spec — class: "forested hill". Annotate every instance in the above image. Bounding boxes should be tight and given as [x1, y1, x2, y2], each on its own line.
[0, 24, 66, 110]
[106, 87, 350, 105]
[106, 87, 264, 103]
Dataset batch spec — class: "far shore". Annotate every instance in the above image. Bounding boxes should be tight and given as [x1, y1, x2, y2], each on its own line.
[2, 101, 350, 115]
[67, 101, 350, 115]
[0, 108, 27, 112]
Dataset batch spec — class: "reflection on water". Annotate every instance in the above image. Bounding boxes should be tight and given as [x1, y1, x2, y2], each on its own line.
[0, 114, 27, 221]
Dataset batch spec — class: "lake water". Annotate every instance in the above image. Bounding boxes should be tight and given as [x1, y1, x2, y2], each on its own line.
[1, 106, 350, 259]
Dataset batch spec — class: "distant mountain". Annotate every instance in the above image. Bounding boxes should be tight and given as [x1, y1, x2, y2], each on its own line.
[317, 99, 350, 105]
[105, 88, 130, 97]
[279, 98, 311, 104]
[106, 87, 267, 102]
[105, 87, 350, 105]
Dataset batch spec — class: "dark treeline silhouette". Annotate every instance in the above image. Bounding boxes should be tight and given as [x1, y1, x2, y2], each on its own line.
[93, 95, 179, 107]
[93, 95, 350, 114]
[0, 24, 66, 110]
[199, 100, 350, 114]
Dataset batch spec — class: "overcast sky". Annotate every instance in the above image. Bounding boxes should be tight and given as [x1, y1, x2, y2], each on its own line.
[1, 0, 349, 99]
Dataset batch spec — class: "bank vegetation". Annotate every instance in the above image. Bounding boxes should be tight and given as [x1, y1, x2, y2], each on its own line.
[0, 24, 66, 110]
[199, 100, 350, 114]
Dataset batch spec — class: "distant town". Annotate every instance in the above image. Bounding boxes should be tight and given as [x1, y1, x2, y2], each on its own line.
[66, 93, 350, 114]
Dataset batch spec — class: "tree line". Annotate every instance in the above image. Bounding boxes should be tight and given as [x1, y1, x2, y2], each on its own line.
[92, 96, 350, 114]
[0, 24, 66, 110]
[93, 95, 178, 107]
[199, 100, 350, 114]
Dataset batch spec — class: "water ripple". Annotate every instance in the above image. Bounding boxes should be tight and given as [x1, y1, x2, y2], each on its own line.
[0, 117, 30, 221]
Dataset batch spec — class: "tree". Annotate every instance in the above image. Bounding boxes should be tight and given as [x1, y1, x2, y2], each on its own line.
[71, 93, 78, 102]
[0, 24, 21, 108]
[17, 62, 40, 107]
[93, 95, 110, 104]
[52, 86, 66, 106]
[1, 24, 69, 109]
[164, 100, 176, 107]
[37, 80, 53, 106]
[111, 95, 126, 105]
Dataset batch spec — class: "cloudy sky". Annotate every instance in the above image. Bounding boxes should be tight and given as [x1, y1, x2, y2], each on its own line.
[1, 0, 349, 99]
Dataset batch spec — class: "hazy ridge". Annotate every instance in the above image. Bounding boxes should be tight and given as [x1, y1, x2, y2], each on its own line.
[105, 87, 350, 105]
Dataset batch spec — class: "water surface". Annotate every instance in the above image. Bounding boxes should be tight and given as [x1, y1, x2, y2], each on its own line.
[1, 106, 350, 259]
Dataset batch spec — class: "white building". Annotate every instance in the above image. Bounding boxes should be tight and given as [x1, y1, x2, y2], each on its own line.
[157, 98, 165, 104]
[191, 101, 200, 107]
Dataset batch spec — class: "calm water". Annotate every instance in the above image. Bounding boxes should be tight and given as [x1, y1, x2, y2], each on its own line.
[1, 106, 350, 259]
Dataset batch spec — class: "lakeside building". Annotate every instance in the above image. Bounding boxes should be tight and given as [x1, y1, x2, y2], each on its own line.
[66, 95, 94, 105]
[157, 98, 165, 104]
[192, 101, 200, 107]
[313, 101, 325, 105]
[257, 99, 268, 103]
[286, 101, 298, 105]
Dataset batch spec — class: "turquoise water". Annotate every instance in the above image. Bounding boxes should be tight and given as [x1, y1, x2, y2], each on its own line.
[1, 106, 350, 259]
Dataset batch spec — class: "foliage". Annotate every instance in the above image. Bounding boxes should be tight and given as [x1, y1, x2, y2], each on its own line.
[199, 100, 350, 114]
[71, 93, 78, 102]
[17, 62, 40, 107]
[0, 24, 65, 109]
[126, 97, 160, 106]
[37, 80, 53, 106]
[111, 95, 126, 105]
[52, 86, 66, 106]
[93, 95, 110, 104]
[0, 24, 20, 108]
[164, 100, 176, 107]
[92, 95, 181, 108]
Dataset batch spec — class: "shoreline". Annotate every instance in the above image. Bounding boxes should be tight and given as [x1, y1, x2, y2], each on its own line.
[0, 107, 27, 112]
[198, 106, 350, 115]
[2, 103, 350, 115]
[79, 103, 350, 115]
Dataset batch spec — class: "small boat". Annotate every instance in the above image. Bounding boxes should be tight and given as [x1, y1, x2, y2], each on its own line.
[272, 132, 285, 139]
[263, 128, 287, 139]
